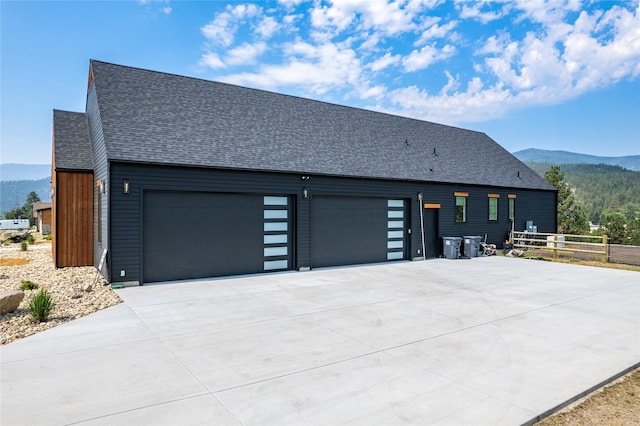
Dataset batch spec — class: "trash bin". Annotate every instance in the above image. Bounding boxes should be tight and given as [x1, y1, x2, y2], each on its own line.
[442, 237, 462, 259]
[463, 236, 482, 257]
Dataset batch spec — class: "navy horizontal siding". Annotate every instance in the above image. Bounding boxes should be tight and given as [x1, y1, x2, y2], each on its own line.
[86, 84, 110, 280]
[109, 162, 556, 284]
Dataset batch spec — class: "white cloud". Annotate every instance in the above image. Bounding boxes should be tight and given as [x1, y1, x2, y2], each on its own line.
[439, 71, 460, 95]
[380, 82, 513, 124]
[256, 16, 279, 38]
[283, 14, 302, 25]
[137, 0, 172, 15]
[201, 4, 261, 47]
[310, 1, 355, 33]
[370, 52, 400, 71]
[402, 44, 456, 72]
[478, 2, 640, 100]
[359, 33, 380, 50]
[200, 52, 225, 69]
[220, 41, 362, 95]
[308, 0, 433, 36]
[457, 1, 504, 24]
[415, 19, 458, 45]
[226, 42, 268, 66]
[512, 0, 581, 26]
[195, 0, 640, 127]
[476, 32, 512, 55]
[278, 0, 307, 8]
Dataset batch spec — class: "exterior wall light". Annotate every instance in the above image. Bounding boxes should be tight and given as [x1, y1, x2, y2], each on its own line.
[303, 188, 309, 199]
[123, 180, 130, 194]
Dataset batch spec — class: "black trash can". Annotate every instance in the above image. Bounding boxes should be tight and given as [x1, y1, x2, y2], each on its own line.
[443, 237, 462, 259]
[463, 236, 482, 257]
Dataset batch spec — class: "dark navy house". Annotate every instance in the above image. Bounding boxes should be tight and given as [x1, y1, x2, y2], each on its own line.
[51, 60, 556, 285]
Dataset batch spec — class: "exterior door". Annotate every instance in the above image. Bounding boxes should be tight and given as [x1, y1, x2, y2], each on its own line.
[424, 207, 439, 258]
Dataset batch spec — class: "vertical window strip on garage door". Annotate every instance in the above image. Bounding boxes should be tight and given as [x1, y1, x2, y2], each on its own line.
[387, 199, 405, 260]
[263, 196, 289, 271]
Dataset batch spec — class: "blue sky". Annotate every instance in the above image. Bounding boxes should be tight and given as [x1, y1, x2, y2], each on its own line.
[1, 0, 639, 165]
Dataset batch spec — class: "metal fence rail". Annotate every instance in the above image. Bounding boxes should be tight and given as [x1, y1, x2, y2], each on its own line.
[510, 231, 608, 262]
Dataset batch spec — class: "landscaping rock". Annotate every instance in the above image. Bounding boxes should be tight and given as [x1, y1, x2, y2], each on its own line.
[0, 245, 122, 345]
[0, 290, 25, 315]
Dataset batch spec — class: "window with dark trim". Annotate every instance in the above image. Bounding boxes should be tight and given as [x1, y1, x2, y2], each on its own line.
[488, 194, 499, 221]
[455, 192, 467, 223]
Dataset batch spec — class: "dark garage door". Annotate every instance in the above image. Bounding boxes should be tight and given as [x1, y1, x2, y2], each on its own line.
[143, 191, 292, 283]
[311, 196, 406, 268]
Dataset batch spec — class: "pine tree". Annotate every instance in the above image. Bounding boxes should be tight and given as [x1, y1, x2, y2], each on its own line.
[544, 166, 589, 234]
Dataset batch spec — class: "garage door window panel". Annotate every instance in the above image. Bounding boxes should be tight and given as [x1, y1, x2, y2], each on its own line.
[262, 196, 291, 272]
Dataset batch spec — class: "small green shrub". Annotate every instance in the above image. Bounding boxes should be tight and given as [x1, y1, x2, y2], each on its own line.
[20, 280, 39, 291]
[20, 241, 28, 251]
[27, 234, 35, 245]
[44, 234, 52, 241]
[29, 288, 54, 322]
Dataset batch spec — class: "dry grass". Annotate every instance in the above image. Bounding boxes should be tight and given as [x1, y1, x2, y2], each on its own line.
[0, 258, 30, 267]
[536, 368, 640, 425]
[558, 259, 640, 272]
[521, 250, 640, 272]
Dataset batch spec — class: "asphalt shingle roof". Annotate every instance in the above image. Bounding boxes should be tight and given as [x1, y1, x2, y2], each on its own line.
[53, 110, 92, 171]
[90, 60, 554, 191]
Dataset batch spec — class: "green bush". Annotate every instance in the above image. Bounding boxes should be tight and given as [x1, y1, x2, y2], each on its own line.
[29, 288, 54, 322]
[27, 234, 35, 245]
[20, 241, 28, 251]
[20, 280, 39, 291]
[44, 234, 52, 241]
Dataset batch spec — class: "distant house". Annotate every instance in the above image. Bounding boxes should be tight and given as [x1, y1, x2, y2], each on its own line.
[52, 60, 557, 285]
[32, 202, 52, 236]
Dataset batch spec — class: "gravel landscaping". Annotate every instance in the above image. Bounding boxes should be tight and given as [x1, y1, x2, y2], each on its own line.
[0, 238, 121, 345]
[536, 368, 640, 425]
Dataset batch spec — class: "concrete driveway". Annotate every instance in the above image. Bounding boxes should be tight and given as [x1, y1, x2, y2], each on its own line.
[1, 257, 638, 425]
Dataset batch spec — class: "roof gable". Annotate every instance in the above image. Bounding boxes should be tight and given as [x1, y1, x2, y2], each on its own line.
[89, 60, 554, 191]
[53, 110, 92, 171]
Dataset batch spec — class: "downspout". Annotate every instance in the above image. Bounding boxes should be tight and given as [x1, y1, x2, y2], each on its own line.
[418, 193, 426, 260]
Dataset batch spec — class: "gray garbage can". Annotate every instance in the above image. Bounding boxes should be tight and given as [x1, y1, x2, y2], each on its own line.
[443, 237, 462, 259]
[463, 236, 482, 257]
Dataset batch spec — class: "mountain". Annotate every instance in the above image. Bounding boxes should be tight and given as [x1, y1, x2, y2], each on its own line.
[513, 149, 640, 171]
[0, 164, 52, 181]
[525, 162, 640, 224]
[0, 178, 51, 216]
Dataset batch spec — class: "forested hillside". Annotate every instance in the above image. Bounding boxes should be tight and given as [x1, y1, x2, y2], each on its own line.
[515, 149, 640, 170]
[526, 162, 640, 224]
[0, 178, 51, 216]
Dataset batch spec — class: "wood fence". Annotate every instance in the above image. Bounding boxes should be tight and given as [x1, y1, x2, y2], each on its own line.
[609, 244, 640, 266]
[510, 231, 640, 266]
[510, 231, 607, 262]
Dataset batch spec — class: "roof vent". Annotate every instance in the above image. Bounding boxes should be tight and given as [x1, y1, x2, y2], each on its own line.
[405, 139, 410, 146]
[433, 147, 438, 156]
